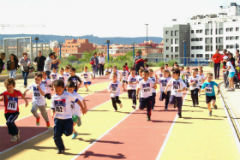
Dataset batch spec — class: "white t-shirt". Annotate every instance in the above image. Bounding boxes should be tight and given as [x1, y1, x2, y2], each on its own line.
[167, 78, 186, 97]
[51, 72, 58, 81]
[137, 75, 143, 82]
[188, 76, 200, 90]
[156, 71, 163, 79]
[63, 72, 70, 80]
[127, 75, 138, 90]
[121, 70, 129, 81]
[185, 72, 191, 81]
[58, 74, 68, 86]
[149, 77, 156, 93]
[158, 77, 171, 92]
[108, 81, 121, 97]
[81, 72, 93, 82]
[198, 74, 205, 85]
[51, 92, 79, 119]
[28, 83, 46, 106]
[138, 79, 154, 98]
[41, 78, 51, 94]
[70, 91, 84, 117]
[227, 61, 236, 73]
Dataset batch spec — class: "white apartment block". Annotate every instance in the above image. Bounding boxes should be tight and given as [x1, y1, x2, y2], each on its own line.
[190, 2, 240, 60]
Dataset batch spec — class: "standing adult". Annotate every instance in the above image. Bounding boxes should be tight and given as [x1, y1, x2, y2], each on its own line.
[34, 51, 46, 72]
[51, 54, 61, 71]
[7, 54, 19, 79]
[44, 52, 55, 78]
[134, 50, 144, 75]
[222, 49, 229, 88]
[98, 53, 105, 76]
[90, 53, 99, 78]
[212, 49, 222, 79]
[235, 49, 240, 68]
[0, 52, 6, 74]
[19, 52, 31, 88]
[228, 52, 235, 68]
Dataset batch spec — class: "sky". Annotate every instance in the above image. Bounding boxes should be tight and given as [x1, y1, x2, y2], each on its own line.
[0, 0, 236, 37]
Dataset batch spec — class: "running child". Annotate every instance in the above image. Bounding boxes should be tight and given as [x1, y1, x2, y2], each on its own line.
[149, 69, 157, 110]
[81, 66, 94, 92]
[108, 73, 123, 111]
[50, 68, 58, 82]
[127, 68, 138, 109]
[68, 67, 82, 92]
[120, 65, 129, 91]
[0, 78, 28, 142]
[165, 69, 187, 118]
[137, 69, 144, 82]
[66, 81, 87, 139]
[137, 70, 156, 121]
[198, 69, 206, 89]
[189, 68, 200, 107]
[110, 66, 120, 81]
[184, 66, 191, 88]
[51, 80, 87, 154]
[24, 73, 50, 127]
[156, 66, 164, 80]
[223, 56, 236, 91]
[58, 68, 68, 86]
[64, 65, 71, 80]
[42, 71, 52, 99]
[159, 69, 172, 110]
[201, 73, 220, 116]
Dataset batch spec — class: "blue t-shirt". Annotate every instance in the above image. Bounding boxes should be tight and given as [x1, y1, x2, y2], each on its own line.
[201, 81, 218, 96]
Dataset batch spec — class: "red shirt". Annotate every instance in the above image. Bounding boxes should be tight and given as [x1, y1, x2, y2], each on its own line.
[212, 53, 222, 64]
[1, 90, 22, 113]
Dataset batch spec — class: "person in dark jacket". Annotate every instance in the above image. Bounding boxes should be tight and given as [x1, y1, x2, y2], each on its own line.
[0, 52, 6, 74]
[134, 50, 144, 75]
[7, 54, 19, 79]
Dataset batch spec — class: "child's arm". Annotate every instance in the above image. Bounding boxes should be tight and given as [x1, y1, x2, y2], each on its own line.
[77, 100, 87, 114]
[136, 88, 140, 99]
[23, 89, 30, 98]
[21, 92, 28, 107]
[37, 85, 45, 96]
[217, 85, 220, 95]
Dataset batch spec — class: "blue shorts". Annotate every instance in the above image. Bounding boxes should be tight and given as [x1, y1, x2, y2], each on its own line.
[84, 81, 91, 85]
[228, 72, 235, 78]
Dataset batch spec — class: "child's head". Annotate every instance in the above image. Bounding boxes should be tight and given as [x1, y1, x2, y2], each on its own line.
[84, 66, 88, 72]
[4, 78, 15, 93]
[125, 63, 128, 66]
[186, 66, 190, 71]
[199, 69, 203, 75]
[53, 80, 65, 95]
[199, 66, 203, 71]
[139, 69, 144, 77]
[60, 68, 64, 75]
[223, 56, 228, 62]
[174, 62, 178, 67]
[192, 68, 198, 77]
[164, 69, 171, 78]
[160, 66, 164, 72]
[112, 73, 118, 82]
[143, 70, 149, 80]
[113, 66, 117, 72]
[65, 65, 71, 72]
[70, 67, 76, 76]
[149, 69, 154, 77]
[172, 69, 180, 79]
[66, 81, 75, 93]
[122, 65, 126, 71]
[52, 68, 57, 73]
[130, 67, 136, 76]
[42, 71, 47, 79]
[180, 66, 184, 71]
[34, 73, 43, 84]
[207, 73, 213, 82]
[165, 64, 169, 68]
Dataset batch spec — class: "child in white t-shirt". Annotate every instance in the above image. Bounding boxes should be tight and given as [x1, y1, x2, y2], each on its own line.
[156, 66, 164, 80]
[42, 71, 52, 99]
[165, 69, 187, 118]
[108, 73, 122, 111]
[24, 73, 50, 127]
[51, 80, 87, 154]
[110, 66, 120, 81]
[223, 56, 236, 91]
[127, 68, 138, 109]
[51, 68, 58, 82]
[58, 68, 68, 86]
[81, 66, 94, 92]
[149, 69, 157, 110]
[120, 66, 129, 91]
[189, 68, 200, 107]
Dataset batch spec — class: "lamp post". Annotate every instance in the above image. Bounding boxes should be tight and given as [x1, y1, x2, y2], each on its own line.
[34, 37, 39, 57]
[132, 43, 135, 59]
[183, 40, 187, 66]
[59, 42, 62, 59]
[106, 40, 110, 63]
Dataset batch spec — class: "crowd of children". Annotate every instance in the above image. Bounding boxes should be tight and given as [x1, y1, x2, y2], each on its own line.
[0, 61, 220, 154]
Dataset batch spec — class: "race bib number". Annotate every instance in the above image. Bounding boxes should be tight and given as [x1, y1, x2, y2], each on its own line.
[59, 77, 64, 81]
[173, 81, 180, 91]
[7, 100, 17, 111]
[161, 80, 167, 87]
[54, 99, 66, 114]
[143, 88, 151, 92]
[143, 83, 151, 93]
[84, 74, 88, 78]
[111, 84, 118, 92]
[206, 87, 212, 94]
[33, 87, 40, 97]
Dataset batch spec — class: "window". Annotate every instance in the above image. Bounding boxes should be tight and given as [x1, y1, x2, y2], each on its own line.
[166, 55, 169, 58]
[175, 39, 179, 44]
[166, 47, 169, 50]
[191, 30, 194, 33]
[166, 39, 169, 43]
[175, 47, 179, 52]
[175, 31, 178, 36]
[171, 39, 173, 44]
[205, 45, 213, 51]
[230, 28, 233, 32]
[191, 54, 194, 58]
[171, 47, 173, 52]
[171, 31, 174, 36]
[236, 36, 239, 40]
[236, 27, 239, 31]
[219, 28, 223, 34]
[230, 36, 234, 40]
[196, 54, 203, 58]
[175, 55, 179, 58]
[165, 31, 168, 35]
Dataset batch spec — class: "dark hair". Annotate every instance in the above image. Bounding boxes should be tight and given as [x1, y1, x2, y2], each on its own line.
[193, 68, 198, 72]
[35, 72, 43, 78]
[60, 67, 64, 71]
[144, 70, 149, 74]
[49, 52, 55, 57]
[149, 69, 153, 72]
[130, 67, 135, 71]
[71, 67, 76, 72]
[4, 78, 16, 87]
[207, 73, 213, 77]
[66, 81, 76, 88]
[22, 52, 28, 56]
[160, 66, 164, 69]
[125, 63, 128, 65]
[139, 69, 144, 73]
[65, 65, 72, 69]
[165, 64, 169, 66]
[53, 80, 65, 88]
[172, 69, 180, 76]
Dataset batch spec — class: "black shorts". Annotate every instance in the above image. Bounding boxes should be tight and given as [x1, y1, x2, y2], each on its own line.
[206, 96, 216, 104]
[128, 90, 136, 99]
[160, 91, 171, 101]
[45, 93, 51, 99]
[139, 97, 152, 110]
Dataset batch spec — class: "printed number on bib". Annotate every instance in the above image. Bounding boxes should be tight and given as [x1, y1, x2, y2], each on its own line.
[206, 87, 212, 94]
[7, 101, 17, 111]
[143, 88, 150, 92]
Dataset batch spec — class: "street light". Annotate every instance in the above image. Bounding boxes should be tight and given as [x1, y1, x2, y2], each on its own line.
[132, 42, 135, 59]
[59, 42, 62, 59]
[34, 37, 39, 56]
[106, 40, 110, 63]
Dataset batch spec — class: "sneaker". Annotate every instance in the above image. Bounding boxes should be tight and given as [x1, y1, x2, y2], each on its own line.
[119, 103, 123, 108]
[147, 115, 151, 121]
[10, 135, 18, 142]
[214, 105, 218, 109]
[132, 105, 136, 109]
[36, 118, 40, 126]
[57, 150, 65, 154]
[72, 132, 78, 139]
[46, 121, 50, 128]
[178, 113, 182, 118]
[209, 111, 212, 116]
[17, 130, 20, 141]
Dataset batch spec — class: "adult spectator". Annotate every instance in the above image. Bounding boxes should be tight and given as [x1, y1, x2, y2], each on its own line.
[90, 53, 99, 78]
[98, 53, 105, 76]
[19, 52, 31, 88]
[44, 52, 55, 78]
[134, 50, 144, 74]
[51, 54, 61, 71]
[7, 54, 19, 79]
[0, 52, 6, 74]
[212, 49, 222, 79]
[34, 51, 46, 72]
[228, 52, 235, 68]
[222, 49, 229, 88]
[235, 49, 240, 68]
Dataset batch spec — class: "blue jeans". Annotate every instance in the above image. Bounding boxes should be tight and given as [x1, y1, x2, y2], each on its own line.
[22, 71, 29, 86]
[9, 69, 16, 79]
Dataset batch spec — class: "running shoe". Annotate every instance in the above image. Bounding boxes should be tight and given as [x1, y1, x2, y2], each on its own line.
[178, 113, 182, 118]
[57, 150, 65, 154]
[46, 121, 50, 128]
[36, 118, 40, 126]
[72, 132, 78, 139]
[214, 105, 218, 109]
[209, 111, 212, 116]
[132, 105, 136, 109]
[10, 136, 18, 142]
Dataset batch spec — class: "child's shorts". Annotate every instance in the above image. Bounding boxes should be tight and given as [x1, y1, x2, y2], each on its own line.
[169, 95, 183, 108]
[160, 91, 171, 101]
[139, 97, 152, 110]
[84, 81, 91, 85]
[228, 72, 235, 78]
[128, 90, 136, 99]
[45, 93, 51, 99]
[206, 95, 216, 104]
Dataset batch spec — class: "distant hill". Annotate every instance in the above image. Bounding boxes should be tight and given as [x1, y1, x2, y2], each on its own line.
[0, 34, 162, 45]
